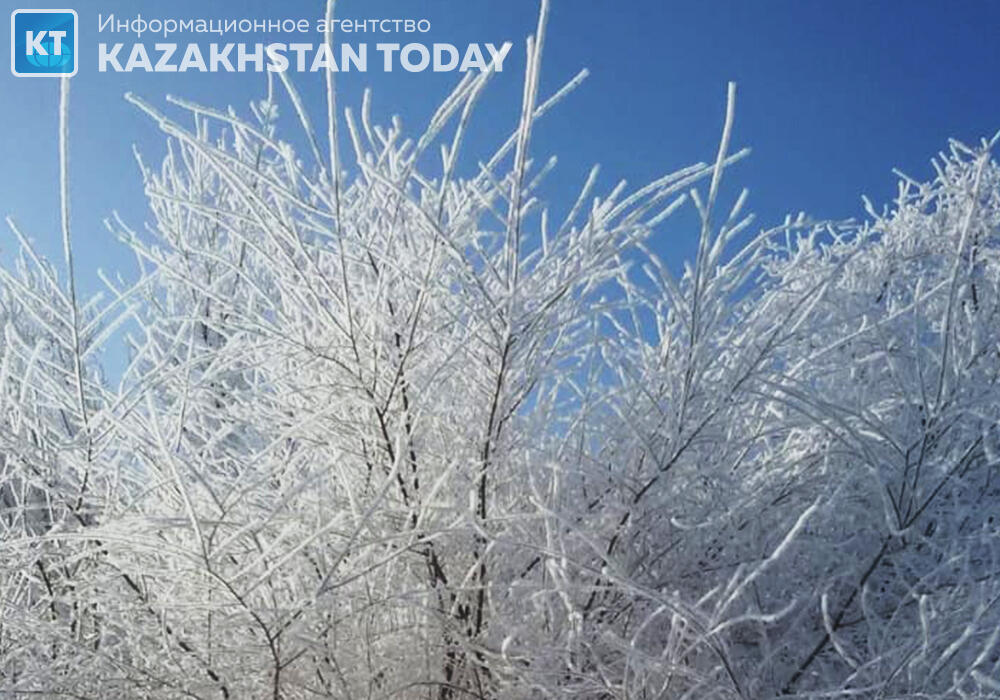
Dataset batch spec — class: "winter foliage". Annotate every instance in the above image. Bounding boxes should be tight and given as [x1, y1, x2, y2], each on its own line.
[2, 4, 1000, 698]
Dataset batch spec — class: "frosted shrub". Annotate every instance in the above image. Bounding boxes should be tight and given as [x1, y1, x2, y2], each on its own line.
[1, 3, 999, 698]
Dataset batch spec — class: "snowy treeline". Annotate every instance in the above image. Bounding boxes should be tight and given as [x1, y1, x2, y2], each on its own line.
[2, 6, 1000, 698]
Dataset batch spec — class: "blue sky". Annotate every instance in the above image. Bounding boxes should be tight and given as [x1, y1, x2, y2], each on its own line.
[2, 0, 1000, 306]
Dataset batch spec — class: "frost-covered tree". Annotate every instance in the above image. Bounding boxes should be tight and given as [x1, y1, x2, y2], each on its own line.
[1, 3, 999, 698]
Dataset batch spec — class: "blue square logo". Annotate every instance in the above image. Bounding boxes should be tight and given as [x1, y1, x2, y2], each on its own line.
[11, 9, 77, 77]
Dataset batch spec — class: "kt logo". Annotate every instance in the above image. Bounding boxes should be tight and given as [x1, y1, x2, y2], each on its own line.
[11, 9, 77, 77]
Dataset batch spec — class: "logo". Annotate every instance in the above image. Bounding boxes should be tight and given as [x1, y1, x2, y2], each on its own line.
[11, 9, 77, 77]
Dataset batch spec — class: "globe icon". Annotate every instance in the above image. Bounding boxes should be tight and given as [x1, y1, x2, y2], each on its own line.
[25, 37, 72, 69]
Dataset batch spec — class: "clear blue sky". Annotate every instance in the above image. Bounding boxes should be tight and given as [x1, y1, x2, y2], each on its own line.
[2, 0, 1000, 304]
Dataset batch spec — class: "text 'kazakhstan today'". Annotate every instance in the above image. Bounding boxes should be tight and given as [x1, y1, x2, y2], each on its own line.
[98, 42, 513, 73]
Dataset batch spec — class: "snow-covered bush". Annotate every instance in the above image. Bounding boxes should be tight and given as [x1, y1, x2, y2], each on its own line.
[2, 4, 999, 698]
